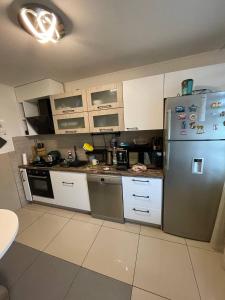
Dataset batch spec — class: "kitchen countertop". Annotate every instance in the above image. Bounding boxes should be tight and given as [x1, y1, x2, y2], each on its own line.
[19, 164, 164, 178]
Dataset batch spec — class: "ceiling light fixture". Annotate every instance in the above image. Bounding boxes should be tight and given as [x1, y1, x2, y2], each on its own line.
[18, 4, 65, 44]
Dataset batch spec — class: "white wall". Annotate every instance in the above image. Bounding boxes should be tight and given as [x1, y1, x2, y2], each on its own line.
[0, 83, 21, 154]
[65, 49, 225, 91]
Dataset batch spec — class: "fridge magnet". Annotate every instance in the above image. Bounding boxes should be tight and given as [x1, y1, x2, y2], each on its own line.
[213, 124, 218, 131]
[180, 129, 187, 135]
[188, 104, 197, 112]
[220, 111, 225, 117]
[181, 121, 187, 130]
[177, 113, 187, 120]
[189, 113, 197, 121]
[210, 101, 222, 108]
[175, 105, 185, 113]
[196, 125, 204, 134]
[189, 122, 196, 129]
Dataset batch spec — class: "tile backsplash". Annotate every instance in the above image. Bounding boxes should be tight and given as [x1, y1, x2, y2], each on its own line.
[13, 130, 163, 163]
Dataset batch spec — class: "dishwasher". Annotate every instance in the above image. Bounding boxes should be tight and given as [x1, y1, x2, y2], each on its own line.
[87, 174, 124, 223]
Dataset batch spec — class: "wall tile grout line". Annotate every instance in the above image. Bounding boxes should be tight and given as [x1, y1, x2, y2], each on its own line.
[186, 243, 202, 300]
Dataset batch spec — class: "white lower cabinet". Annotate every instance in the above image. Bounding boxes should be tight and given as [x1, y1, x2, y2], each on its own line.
[122, 176, 162, 225]
[50, 171, 90, 211]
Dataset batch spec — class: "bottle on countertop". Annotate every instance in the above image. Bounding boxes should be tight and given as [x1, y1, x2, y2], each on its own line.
[112, 147, 117, 165]
[67, 151, 73, 162]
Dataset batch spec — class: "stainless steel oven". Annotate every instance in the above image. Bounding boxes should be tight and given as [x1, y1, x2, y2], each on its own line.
[27, 169, 54, 199]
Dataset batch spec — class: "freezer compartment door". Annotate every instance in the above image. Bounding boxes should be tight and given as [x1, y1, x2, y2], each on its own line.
[163, 140, 225, 241]
[164, 92, 225, 140]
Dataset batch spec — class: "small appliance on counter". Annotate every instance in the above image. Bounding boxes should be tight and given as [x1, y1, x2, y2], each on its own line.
[116, 148, 129, 170]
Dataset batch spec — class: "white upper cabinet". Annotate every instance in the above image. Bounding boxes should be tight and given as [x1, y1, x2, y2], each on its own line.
[87, 83, 123, 111]
[123, 75, 164, 131]
[164, 63, 225, 98]
[50, 90, 87, 115]
[15, 79, 64, 102]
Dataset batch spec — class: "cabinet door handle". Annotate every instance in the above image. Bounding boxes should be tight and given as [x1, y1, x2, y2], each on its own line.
[97, 105, 112, 110]
[65, 130, 77, 134]
[126, 127, 139, 131]
[132, 194, 149, 199]
[28, 175, 48, 179]
[133, 208, 150, 213]
[99, 128, 114, 132]
[62, 181, 74, 186]
[62, 109, 75, 113]
[132, 179, 149, 183]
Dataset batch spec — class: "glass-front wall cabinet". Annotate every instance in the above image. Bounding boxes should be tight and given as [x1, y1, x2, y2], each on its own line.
[53, 112, 89, 134]
[50, 90, 87, 115]
[89, 108, 124, 133]
[87, 83, 123, 111]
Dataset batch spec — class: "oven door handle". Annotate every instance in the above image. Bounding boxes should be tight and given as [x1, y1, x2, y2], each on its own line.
[28, 175, 48, 179]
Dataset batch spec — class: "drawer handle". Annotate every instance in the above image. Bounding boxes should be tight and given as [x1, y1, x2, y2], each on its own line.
[126, 127, 139, 131]
[133, 208, 150, 214]
[132, 179, 149, 183]
[65, 130, 77, 134]
[62, 109, 75, 113]
[62, 181, 74, 186]
[97, 105, 112, 110]
[133, 194, 149, 199]
[99, 128, 114, 132]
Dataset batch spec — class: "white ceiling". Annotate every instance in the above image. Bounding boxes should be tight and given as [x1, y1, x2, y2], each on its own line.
[0, 0, 225, 87]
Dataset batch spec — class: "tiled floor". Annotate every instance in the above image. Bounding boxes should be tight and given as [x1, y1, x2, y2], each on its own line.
[3, 203, 223, 299]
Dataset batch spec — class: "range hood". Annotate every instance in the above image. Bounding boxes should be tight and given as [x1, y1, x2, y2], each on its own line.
[24, 98, 55, 135]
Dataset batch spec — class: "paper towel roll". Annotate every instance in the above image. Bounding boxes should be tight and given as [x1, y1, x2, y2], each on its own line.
[22, 153, 28, 165]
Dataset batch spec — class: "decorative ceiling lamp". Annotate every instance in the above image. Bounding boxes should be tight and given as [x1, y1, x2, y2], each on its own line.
[18, 4, 65, 43]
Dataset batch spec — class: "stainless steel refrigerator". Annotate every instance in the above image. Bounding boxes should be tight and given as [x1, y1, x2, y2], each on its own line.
[163, 92, 225, 241]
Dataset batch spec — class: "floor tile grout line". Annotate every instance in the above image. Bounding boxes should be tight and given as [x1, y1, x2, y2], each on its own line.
[132, 285, 172, 300]
[81, 221, 103, 267]
[102, 224, 140, 235]
[41, 217, 72, 253]
[9, 243, 43, 289]
[62, 223, 104, 300]
[131, 232, 140, 286]
[140, 233, 186, 246]
[62, 265, 82, 300]
[186, 243, 202, 300]
[16, 209, 46, 238]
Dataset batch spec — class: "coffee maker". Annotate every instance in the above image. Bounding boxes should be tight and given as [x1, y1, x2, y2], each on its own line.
[116, 148, 129, 170]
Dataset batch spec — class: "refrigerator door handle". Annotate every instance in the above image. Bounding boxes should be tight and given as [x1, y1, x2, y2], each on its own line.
[166, 142, 170, 170]
[167, 109, 172, 140]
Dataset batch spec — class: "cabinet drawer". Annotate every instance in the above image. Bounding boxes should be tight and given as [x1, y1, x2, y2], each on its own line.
[123, 192, 161, 210]
[122, 177, 162, 205]
[124, 205, 161, 225]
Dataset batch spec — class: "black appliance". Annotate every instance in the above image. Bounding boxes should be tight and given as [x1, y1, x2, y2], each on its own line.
[26, 98, 55, 134]
[116, 148, 129, 170]
[0, 137, 7, 148]
[27, 169, 54, 198]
